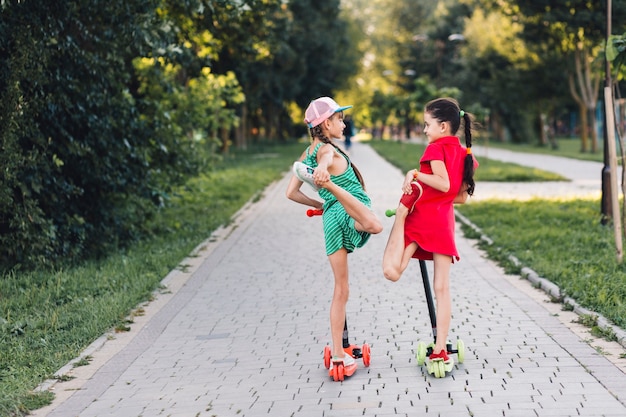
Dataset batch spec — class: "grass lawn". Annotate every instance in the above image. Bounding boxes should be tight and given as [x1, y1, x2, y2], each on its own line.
[456, 199, 626, 333]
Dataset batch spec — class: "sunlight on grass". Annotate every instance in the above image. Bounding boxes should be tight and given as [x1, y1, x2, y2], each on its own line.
[368, 140, 566, 182]
[481, 137, 606, 163]
[456, 199, 626, 330]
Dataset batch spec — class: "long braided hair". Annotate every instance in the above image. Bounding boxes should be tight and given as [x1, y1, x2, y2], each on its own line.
[424, 98, 476, 196]
[309, 117, 366, 190]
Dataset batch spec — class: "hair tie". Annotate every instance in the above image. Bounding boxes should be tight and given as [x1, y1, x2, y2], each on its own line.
[459, 110, 465, 118]
[466, 147, 472, 155]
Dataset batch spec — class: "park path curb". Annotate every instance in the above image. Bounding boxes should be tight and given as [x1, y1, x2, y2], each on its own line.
[32, 186, 267, 406]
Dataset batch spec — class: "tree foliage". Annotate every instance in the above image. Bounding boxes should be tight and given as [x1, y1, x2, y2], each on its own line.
[340, 0, 625, 146]
[4, 0, 626, 269]
[0, 0, 246, 269]
[469, 0, 626, 149]
[1, 0, 162, 267]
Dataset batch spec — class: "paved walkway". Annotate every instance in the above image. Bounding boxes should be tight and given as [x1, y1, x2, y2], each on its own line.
[35, 142, 625, 417]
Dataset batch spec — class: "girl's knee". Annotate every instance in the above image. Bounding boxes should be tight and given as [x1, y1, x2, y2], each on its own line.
[333, 285, 349, 303]
[356, 218, 383, 235]
[383, 265, 401, 282]
[371, 220, 383, 234]
[365, 216, 383, 234]
[432, 281, 450, 298]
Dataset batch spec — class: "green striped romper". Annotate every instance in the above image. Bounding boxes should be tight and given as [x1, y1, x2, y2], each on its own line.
[303, 143, 372, 255]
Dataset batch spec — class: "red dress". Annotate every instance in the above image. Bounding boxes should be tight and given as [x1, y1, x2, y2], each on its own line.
[404, 136, 476, 262]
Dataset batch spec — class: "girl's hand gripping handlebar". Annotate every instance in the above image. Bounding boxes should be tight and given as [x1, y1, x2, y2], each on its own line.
[306, 209, 324, 217]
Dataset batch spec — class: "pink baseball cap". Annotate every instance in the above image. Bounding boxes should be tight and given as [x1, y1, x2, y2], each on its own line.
[304, 97, 353, 128]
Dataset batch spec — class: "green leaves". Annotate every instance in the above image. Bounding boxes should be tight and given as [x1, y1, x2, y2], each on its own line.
[606, 33, 626, 64]
[0, 0, 254, 269]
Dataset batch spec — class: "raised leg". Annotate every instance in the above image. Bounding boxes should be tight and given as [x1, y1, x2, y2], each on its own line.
[382, 204, 417, 281]
[322, 181, 382, 234]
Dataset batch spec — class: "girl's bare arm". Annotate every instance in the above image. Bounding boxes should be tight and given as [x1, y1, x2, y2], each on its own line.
[285, 150, 323, 209]
[285, 175, 323, 208]
[402, 160, 450, 194]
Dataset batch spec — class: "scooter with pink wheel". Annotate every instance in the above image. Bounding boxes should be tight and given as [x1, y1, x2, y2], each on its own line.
[308, 208, 371, 381]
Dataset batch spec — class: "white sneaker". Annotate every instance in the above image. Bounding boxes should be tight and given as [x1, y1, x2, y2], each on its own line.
[293, 161, 319, 191]
[329, 353, 357, 377]
[329, 353, 356, 368]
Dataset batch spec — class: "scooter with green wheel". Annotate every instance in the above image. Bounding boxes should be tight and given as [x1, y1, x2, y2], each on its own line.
[385, 209, 465, 378]
[415, 259, 465, 377]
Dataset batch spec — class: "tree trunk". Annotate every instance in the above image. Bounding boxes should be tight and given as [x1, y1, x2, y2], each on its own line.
[264, 102, 280, 142]
[235, 105, 248, 150]
[538, 112, 548, 146]
[579, 102, 589, 152]
[491, 110, 504, 142]
[220, 127, 230, 154]
[568, 46, 601, 153]
[589, 107, 598, 154]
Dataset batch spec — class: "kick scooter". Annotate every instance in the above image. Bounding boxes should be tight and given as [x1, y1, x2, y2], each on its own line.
[323, 319, 371, 381]
[385, 210, 465, 378]
[415, 259, 465, 377]
[308, 208, 372, 381]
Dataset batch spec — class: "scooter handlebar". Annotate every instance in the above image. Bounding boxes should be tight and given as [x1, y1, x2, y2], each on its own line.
[306, 209, 324, 217]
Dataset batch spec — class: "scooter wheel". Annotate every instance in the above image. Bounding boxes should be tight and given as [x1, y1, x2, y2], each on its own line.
[416, 341, 427, 365]
[456, 339, 465, 364]
[337, 364, 345, 381]
[331, 363, 344, 381]
[437, 361, 447, 378]
[323, 345, 331, 369]
[362, 343, 371, 367]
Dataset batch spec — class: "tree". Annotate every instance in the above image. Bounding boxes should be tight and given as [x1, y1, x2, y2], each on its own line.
[198, 0, 357, 145]
[497, 0, 626, 152]
[607, 31, 626, 95]
[461, 7, 542, 143]
[200, 0, 292, 146]
[0, 0, 242, 269]
[139, 1, 246, 154]
[287, 0, 358, 120]
[0, 0, 169, 267]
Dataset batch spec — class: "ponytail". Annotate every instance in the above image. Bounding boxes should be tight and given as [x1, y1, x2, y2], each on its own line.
[425, 98, 476, 196]
[461, 111, 476, 196]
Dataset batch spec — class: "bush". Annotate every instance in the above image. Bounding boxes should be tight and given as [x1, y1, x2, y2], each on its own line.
[0, 1, 243, 270]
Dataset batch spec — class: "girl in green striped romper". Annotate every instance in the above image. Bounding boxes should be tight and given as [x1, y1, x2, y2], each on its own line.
[286, 97, 382, 378]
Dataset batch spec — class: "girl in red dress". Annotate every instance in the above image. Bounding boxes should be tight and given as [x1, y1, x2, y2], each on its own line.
[382, 97, 477, 364]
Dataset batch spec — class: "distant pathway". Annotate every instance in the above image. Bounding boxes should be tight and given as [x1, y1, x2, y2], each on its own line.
[468, 144, 603, 201]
